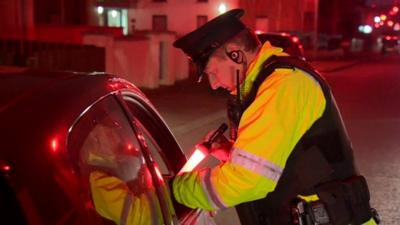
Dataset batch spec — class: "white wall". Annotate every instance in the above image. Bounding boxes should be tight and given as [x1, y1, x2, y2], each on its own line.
[83, 32, 188, 89]
[130, 0, 239, 35]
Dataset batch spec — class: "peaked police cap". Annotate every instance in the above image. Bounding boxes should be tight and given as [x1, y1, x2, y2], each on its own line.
[173, 9, 246, 80]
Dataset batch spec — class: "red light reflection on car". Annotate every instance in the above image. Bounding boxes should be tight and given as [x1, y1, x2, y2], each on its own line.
[1, 160, 12, 174]
[2, 165, 11, 172]
[51, 138, 58, 153]
[127, 143, 133, 150]
[154, 166, 163, 180]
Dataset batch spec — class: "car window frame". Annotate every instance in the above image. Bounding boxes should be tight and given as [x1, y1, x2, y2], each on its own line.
[120, 91, 187, 174]
[118, 91, 206, 224]
[114, 92, 177, 224]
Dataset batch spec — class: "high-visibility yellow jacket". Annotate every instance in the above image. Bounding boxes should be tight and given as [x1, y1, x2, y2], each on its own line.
[173, 43, 325, 209]
[172, 42, 376, 225]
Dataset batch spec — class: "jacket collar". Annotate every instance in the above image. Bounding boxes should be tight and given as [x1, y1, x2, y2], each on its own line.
[240, 42, 287, 97]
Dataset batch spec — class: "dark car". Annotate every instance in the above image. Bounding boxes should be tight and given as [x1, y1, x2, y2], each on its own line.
[0, 70, 215, 225]
[257, 32, 305, 59]
[381, 35, 400, 54]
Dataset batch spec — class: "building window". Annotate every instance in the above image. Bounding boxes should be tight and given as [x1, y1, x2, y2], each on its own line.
[197, 15, 208, 28]
[152, 15, 168, 31]
[96, 7, 129, 35]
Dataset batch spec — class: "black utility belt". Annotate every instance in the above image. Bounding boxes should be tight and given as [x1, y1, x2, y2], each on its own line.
[291, 175, 380, 225]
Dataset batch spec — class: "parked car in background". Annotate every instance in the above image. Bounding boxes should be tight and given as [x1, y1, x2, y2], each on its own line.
[257, 32, 306, 60]
[381, 34, 400, 54]
[0, 70, 215, 225]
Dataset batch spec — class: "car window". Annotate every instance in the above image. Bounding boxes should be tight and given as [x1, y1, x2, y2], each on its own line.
[121, 95, 204, 223]
[122, 97, 179, 178]
[68, 95, 165, 225]
[133, 118, 170, 176]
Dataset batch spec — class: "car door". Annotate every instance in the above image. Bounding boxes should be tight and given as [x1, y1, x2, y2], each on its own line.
[68, 91, 216, 225]
[68, 93, 176, 225]
[119, 92, 216, 225]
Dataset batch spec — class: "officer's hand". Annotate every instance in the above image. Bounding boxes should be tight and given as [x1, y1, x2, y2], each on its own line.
[203, 130, 232, 162]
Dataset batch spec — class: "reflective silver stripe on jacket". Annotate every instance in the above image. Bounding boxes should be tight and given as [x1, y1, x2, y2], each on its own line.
[230, 147, 283, 182]
[200, 168, 228, 210]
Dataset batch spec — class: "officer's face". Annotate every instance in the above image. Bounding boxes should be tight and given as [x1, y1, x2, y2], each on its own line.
[205, 46, 244, 92]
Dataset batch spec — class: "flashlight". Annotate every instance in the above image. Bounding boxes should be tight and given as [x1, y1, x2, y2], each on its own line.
[178, 123, 228, 174]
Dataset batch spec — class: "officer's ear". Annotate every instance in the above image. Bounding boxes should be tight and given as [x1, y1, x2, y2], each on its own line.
[225, 46, 244, 64]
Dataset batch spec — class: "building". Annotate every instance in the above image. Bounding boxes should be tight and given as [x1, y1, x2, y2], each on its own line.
[0, 0, 318, 88]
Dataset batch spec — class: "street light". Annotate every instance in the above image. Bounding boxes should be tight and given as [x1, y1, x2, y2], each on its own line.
[97, 6, 104, 15]
[218, 3, 227, 14]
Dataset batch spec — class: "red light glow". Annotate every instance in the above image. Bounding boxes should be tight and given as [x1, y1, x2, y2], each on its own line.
[51, 138, 58, 153]
[393, 6, 399, 13]
[380, 15, 387, 21]
[178, 147, 207, 174]
[292, 37, 299, 43]
[2, 165, 11, 172]
[255, 30, 263, 34]
[385, 36, 392, 40]
[388, 20, 394, 27]
[280, 32, 290, 37]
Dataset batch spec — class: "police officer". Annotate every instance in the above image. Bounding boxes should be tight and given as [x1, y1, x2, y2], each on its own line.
[172, 9, 379, 225]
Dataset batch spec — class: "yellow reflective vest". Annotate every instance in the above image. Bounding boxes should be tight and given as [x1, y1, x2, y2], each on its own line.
[172, 43, 326, 210]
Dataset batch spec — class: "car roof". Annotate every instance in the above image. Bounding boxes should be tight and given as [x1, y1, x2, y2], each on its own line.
[2, 70, 129, 105]
[0, 70, 146, 167]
